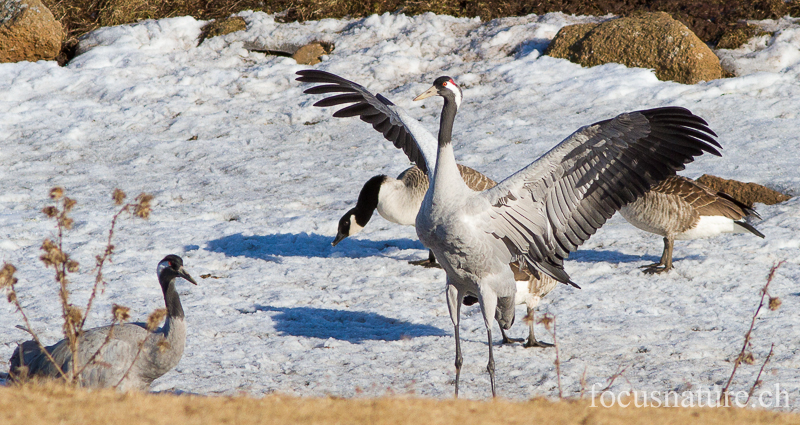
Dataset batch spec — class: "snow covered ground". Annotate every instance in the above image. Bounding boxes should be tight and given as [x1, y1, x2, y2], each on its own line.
[1, 11, 799, 407]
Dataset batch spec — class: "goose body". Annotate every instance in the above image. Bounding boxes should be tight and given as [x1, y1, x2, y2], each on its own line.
[333, 164, 494, 263]
[9, 255, 197, 391]
[297, 70, 721, 396]
[336, 163, 557, 346]
[495, 266, 559, 347]
[619, 175, 764, 273]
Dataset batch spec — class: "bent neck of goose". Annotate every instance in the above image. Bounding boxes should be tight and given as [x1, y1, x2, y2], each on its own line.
[353, 175, 386, 226]
[160, 275, 185, 320]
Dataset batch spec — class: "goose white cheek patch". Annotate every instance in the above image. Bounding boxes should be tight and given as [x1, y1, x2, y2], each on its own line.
[349, 214, 364, 235]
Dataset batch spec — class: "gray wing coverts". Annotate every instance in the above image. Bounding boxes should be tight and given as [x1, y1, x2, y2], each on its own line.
[10, 324, 149, 387]
[483, 107, 721, 286]
[296, 70, 430, 175]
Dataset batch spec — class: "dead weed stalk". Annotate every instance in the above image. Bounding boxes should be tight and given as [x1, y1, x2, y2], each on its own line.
[720, 261, 784, 405]
[537, 312, 563, 398]
[3, 188, 153, 386]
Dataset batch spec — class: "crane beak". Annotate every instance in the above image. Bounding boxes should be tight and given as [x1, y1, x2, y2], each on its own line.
[413, 85, 438, 101]
[178, 267, 198, 285]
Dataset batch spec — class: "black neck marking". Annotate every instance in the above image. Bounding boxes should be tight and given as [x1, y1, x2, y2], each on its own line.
[353, 175, 386, 226]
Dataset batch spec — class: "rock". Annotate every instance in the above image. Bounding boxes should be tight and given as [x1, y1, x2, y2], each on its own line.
[243, 41, 334, 65]
[546, 12, 722, 84]
[696, 174, 792, 207]
[0, 0, 63, 63]
[292, 42, 333, 65]
[198, 16, 247, 46]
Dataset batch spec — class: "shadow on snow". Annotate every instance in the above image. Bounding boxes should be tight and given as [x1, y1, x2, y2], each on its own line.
[203, 233, 671, 270]
[247, 305, 447, 342]
[202, 232, 425, 262]
[568, 249, 661, 264]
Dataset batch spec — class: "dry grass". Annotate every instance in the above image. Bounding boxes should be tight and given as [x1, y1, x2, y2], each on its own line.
[43, 0, 800, 59]
[1, 383, 798, 425]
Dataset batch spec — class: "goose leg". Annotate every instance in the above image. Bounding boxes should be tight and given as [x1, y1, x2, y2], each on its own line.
[662, 236, 674, 272]
[446, 282, 463, 397]
[523, 307, 554, 348]
[641, 236, 674, 274]
[408, 250, 442, 268]
[500, 327, 524, 344]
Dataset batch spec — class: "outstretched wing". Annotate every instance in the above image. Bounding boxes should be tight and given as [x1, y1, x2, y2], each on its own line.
[481, 107, 721, 286]
[296, 70, 437, 177]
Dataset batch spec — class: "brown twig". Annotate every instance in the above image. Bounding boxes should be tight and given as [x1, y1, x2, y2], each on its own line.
[579, 365, 588, 399]
[553, 316, 563, 398]
[720, 261, 784, 404]
[80, 192, 136, 330]
[600, 365, 630, 392]
[745, 343, 775, 405]
[73, 319, 122, 379]
[538, 312, 562, 398]
[4, 282, 69, 381]
[48, 191, 81, 382]
[114, 308, 166, 389]
[6, 188, 153, 386]
[78, 190, 152, 382]
[114, 339, 147, 390]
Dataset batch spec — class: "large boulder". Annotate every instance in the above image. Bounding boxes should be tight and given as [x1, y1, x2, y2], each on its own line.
[0, 0, 62, 63]
[546, 12, 722, 85]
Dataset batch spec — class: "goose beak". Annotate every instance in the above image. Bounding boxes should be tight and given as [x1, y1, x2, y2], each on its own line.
[331, 233, 347, 246]
[178, 267, 198, 285]
[413, 85, 438, 101]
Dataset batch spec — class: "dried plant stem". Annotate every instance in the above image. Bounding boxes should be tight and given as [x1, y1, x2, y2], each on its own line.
[550, 315, 563, 399]
[52, 205, 81, 382]
[114, 334, 150, 389]
[80, 202, 135, 330]
[114, 308, 166, 389]
[746, 343, 775, 405]
[8, 296, 68, 380]
[579, 366, 588, 399]
[555, 323, 564, 398]
[73, 321, 120, 379]
[720, 261, 784, 403]
[538, 312, 563, 398]
[600, 365, 629, 392]
[6, 188, 153, 387]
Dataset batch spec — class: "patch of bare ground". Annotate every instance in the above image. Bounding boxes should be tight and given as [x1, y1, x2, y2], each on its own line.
[0, 383, 799, 425]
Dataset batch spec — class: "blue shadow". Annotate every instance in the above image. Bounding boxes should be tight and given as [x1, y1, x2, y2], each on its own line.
[248, 305, 447, 342]
[568, 249, 660, 264]
[513, 38, 551, 58]
[203, 232, 425, 262]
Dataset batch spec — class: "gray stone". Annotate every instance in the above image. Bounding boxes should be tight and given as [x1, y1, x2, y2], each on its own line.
[546, 12, 722, 84]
